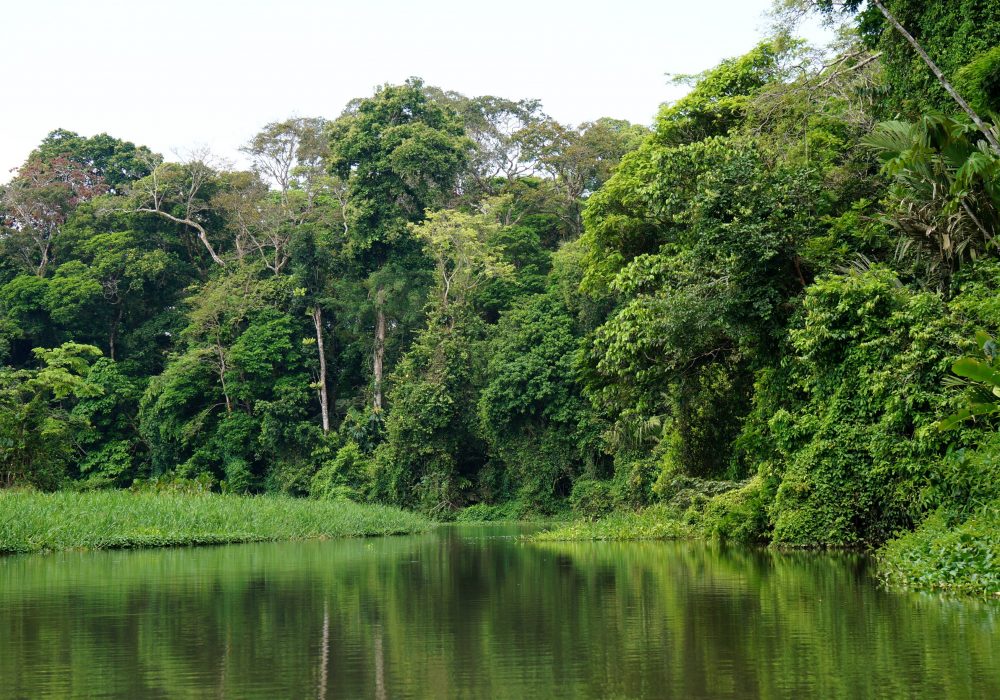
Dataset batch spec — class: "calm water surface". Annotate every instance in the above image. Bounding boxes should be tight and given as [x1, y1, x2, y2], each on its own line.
[1, 524, 998, 699]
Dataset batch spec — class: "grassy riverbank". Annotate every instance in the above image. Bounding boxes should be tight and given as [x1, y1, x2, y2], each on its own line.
[535, 504, 1000, 598]
[0, 490, 430, 554]
[533, 505, 694, 541]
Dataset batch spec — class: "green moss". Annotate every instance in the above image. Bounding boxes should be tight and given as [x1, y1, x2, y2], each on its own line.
[0, 490, 430, 554]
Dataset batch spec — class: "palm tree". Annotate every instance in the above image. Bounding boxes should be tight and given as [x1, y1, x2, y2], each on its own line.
[864, 114, 999, 293]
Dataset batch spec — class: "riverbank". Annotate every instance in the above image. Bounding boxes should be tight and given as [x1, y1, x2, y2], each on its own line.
[534, 504, 1000, 598]
[0, 490, 431, 554]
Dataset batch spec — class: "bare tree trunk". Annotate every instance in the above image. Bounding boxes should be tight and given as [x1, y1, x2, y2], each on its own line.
[36, 244, 50, 278]
[871, 0, 1000, 153]
[312, 306, 331, 434]
[216, 345, 232, 412]
[373, 292, 386, 413]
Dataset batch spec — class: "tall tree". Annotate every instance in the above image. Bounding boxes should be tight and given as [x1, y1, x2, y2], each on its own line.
[327, 78, 471, 411]
[31, 129, 157, 193]
[526, 118, 648, 236]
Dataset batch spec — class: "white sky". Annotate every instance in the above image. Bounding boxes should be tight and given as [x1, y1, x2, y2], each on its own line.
[3, 0, 832, 181]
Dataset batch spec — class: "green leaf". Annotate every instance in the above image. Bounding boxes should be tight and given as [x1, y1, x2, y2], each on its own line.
[951, 358, 1000, 389]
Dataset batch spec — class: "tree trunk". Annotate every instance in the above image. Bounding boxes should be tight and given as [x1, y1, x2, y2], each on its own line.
[373, 292, 386, 412]
[36, 243, 50, 278]
[871, 0, 1000, 154]
[312, 306, 331, 434]
[216, 345, 232, 412]
[109, 303, 124, 361]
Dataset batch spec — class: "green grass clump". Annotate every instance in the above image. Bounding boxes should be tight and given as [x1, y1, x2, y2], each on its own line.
[455, 502, 522, 522]
[0, 490, 430, 554]
[878, 504, 1000, 598]
[533, 504, 694, 541]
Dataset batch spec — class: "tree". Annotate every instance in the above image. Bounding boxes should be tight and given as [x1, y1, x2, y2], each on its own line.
[425, 91, 552, 198]
[130, 152, 228, 267]
[327, 78, 471, 410]
[526, 117, 648, 235]
[327, 78, 471, 256]
[788, 0, 1000, 152]
[0, 343, 102, 489]
[140, 267, 316, 491]
[410, 207, 512, 328]
[658, 37, 798, 146]
[370, 315, 488, 512]
[478, 292, 599, 509]
[230, 118, 339, 275]
[31, 129, 157, 193]
[863, 113, 999, 293]
[290, 228, 338, 434]
[1, 155, 108, 276]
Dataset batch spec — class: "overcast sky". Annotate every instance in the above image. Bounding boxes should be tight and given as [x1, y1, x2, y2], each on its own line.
[3, 0, 831, 180]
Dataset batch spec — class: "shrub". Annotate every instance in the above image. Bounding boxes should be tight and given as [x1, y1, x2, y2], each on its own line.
[700, 476, 771, 543]
[455, 501, 528, 522]
[879, 503, 1000, 597]
[310, 441, 372, 501]
[954, 47, 1000, 116]
[569, 479, 615, 520]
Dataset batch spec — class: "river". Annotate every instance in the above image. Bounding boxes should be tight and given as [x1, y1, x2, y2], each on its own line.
[1, 524, 997, 698]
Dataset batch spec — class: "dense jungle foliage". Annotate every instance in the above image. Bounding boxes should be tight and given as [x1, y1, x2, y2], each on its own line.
[2, 1, 998, 579]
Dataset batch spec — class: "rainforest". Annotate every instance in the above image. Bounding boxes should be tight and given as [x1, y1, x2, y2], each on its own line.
[2, 0, 1000, 604]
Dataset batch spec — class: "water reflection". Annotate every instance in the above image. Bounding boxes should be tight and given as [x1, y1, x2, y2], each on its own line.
[0, 525, 997, 699]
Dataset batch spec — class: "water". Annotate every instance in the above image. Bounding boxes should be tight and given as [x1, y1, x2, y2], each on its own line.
[1, 524, 997, 699]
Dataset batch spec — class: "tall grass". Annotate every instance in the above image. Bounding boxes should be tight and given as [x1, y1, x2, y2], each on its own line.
[0, 490, 430, 554]
[533, 505, 694, 541]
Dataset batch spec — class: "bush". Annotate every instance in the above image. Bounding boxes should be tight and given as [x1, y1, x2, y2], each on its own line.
[878, 503, 1000, 597]
[310, 441, 372, 501]
[699, 476, 771, 542]
[455, 501, 528, 522]
[954, 47, 1000, 116]
[654, 473, 744, 511]
[222, 458, 255, 494]
[569, 479, 615, 519]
